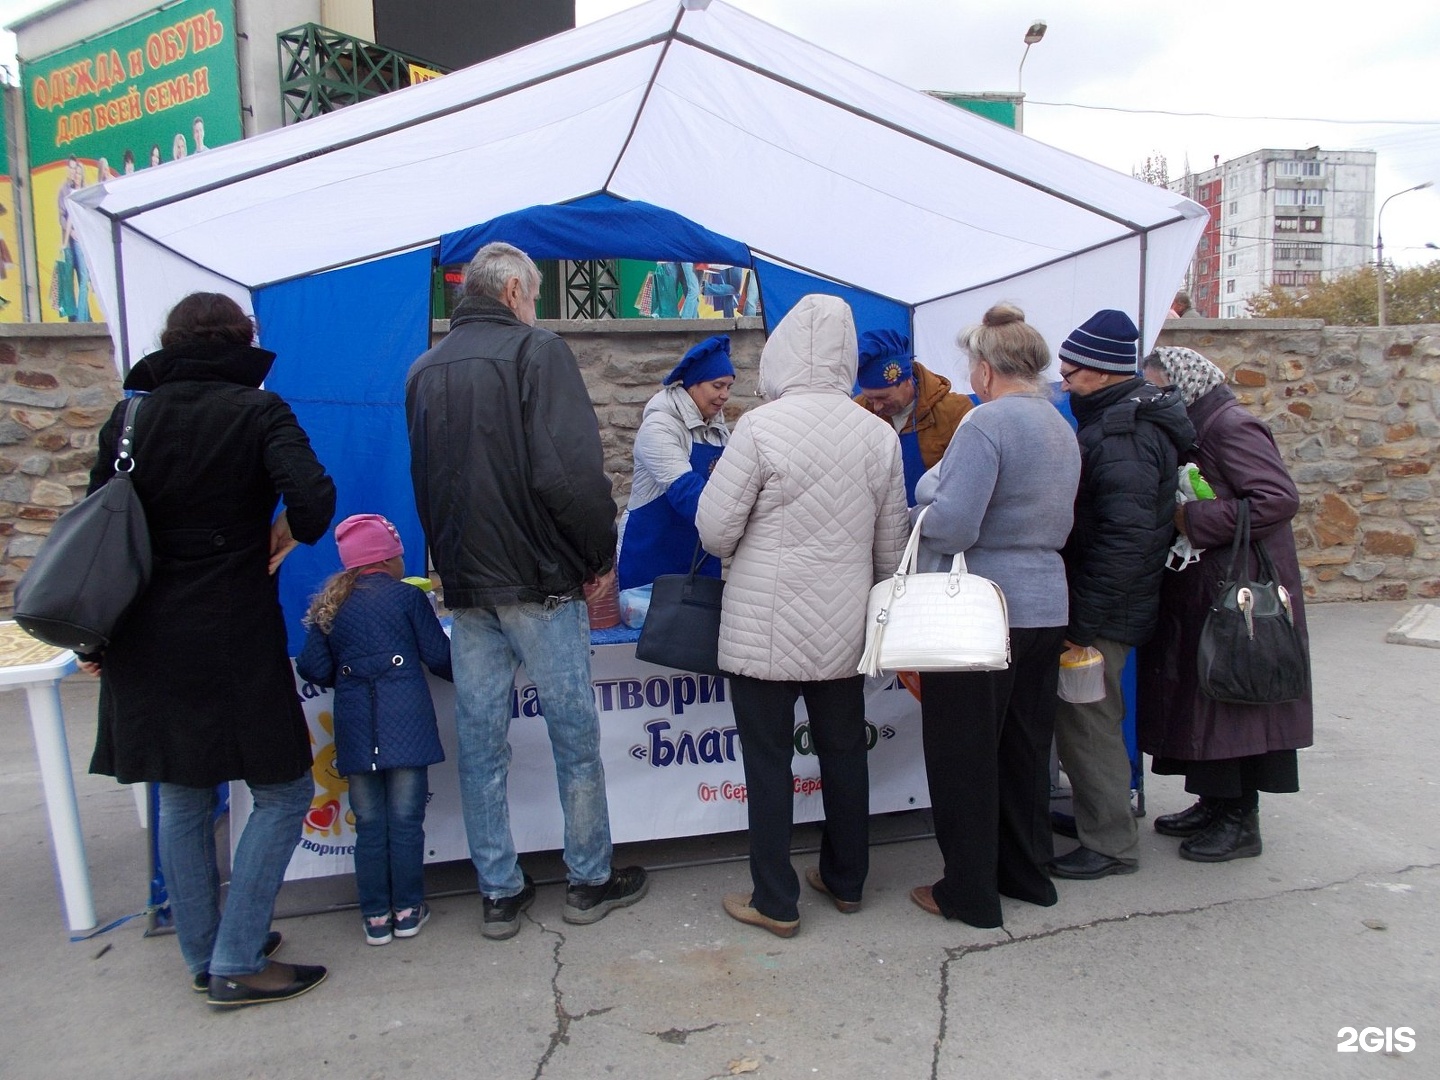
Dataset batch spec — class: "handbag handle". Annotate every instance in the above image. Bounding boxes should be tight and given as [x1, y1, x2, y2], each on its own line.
[113, 395, 145, 475]
[685, 536, 709, 580]
[1223, 498, 1252, 587]
[899, 507, 968, 577]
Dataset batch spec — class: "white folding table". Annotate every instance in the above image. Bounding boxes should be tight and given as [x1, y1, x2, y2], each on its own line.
[0, 622, 92, 932]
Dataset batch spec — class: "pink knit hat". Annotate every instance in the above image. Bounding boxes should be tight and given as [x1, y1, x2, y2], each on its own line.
[335, 513, 404, 569]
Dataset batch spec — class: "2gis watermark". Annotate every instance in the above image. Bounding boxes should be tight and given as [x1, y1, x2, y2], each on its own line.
[1336, 1026, 1416, 1054]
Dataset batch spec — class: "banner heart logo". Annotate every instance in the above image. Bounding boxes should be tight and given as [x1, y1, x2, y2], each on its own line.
[305, 799, 339, 833]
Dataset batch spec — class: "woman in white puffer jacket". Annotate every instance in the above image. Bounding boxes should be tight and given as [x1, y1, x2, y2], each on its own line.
[696, 294, 909, 937]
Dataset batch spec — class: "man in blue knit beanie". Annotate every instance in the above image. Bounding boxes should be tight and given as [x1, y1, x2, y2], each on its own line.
[1051, 310, 1195, 880]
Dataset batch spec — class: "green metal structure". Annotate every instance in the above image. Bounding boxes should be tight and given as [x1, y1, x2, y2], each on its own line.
[277, 23, 448, 125]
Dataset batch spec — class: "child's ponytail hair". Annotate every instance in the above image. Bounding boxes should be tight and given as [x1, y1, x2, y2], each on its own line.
[304, 567, 363, 634]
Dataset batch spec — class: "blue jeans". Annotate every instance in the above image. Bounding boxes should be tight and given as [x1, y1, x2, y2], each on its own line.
[451, 601, 612, 897]
[347, 766, 429, 917]
[159, 775, 311, 978]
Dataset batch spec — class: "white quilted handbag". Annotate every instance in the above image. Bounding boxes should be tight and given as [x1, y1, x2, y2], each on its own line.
[858, 507, 1010, 677]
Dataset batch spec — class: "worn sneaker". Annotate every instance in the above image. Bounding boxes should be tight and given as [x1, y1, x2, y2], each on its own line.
[563, 866, 649, 925]
[482, 876, 536, 940]
[392, 902, 431, 939]
[191, 931, 283, 992]
[364, 914, 393, 946]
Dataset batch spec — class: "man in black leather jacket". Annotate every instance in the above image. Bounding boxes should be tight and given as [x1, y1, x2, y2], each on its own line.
[406, 242, 647, 940]
[1051, 309, 1195, 881]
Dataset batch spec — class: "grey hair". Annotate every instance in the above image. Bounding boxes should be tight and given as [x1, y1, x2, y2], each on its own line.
[463, 242, 541, 301]
[956, 302, 1049, 383]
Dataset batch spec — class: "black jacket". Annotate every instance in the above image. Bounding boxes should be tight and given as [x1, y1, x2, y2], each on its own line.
[88, 343, 336, 787]
[1063, 376, 1195, 647]
[405, 296, 617, 608]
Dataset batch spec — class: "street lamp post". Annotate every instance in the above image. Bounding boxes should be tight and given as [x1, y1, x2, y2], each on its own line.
[1017, 20, 1046, 94]
[1376, 180, 1434, 326]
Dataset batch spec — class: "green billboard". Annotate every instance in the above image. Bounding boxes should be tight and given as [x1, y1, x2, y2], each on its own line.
[21, 0, 243, 321]
[0, 97, 20, 321]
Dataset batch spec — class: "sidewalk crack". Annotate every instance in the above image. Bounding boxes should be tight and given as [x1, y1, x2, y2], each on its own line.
[926, 860, 1439, 1077]
[530, 916, 616, 1080]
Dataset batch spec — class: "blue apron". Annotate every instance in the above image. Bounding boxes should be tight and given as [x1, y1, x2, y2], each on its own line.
[618, 441, 724, 589]
[898, 427, 926, 507]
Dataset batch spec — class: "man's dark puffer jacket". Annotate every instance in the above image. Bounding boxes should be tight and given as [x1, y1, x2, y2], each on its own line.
[1063, 376, 1195, 647]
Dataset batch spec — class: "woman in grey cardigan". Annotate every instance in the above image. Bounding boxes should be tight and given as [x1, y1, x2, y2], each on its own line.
[910, 303, 1081, 928]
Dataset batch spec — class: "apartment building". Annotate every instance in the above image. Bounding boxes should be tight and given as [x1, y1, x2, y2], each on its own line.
[1170, 148, 1376, 317]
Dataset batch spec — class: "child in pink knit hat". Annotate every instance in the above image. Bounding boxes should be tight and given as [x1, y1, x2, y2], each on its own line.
[297, 514, 452, 946]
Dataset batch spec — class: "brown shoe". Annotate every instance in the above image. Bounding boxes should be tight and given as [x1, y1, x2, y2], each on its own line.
[910, 885, 942, 917]
[722, 893, 799, 938]
[805, 866, 861, 913]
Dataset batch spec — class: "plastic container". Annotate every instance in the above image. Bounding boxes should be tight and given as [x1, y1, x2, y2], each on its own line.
[1058, 646, 1105, 703]
[618, 584, 653, 629]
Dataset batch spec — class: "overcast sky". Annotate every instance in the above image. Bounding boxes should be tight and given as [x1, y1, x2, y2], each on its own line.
[4, 0, 1437, 264]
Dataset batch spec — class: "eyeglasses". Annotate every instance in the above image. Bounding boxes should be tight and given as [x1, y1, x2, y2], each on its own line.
[1058, 366, 1082, 383]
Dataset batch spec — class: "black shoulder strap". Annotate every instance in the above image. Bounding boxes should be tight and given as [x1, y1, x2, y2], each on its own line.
[114, 395, 145, 474]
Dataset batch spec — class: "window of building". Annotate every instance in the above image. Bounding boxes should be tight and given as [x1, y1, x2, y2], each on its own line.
[1229, 228, 1238, 246]
[1275, 189, 1300, 205]
[1276, 161, 1323, 178]
[1275, 218, 1299, 232]
[1227, 253, 1237, 268]
[1275, 270, 1297, 286]
[1297, 270, 1321, 285]
[1226, 279, 1236, 294]
[1301, 189, 1324, 206]
[1275, 243, 1323, 263]
[1229, 201, 1238, 214]
[1226, 304, 1237, 318]
[1300, 217, 1322, 232]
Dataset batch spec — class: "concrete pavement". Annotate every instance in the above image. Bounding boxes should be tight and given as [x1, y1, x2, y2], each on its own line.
[2, 599, 1436, 1079]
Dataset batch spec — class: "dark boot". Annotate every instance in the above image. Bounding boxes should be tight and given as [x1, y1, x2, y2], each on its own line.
[1153, 797, 1221, 837]
[1178, 807, 1262, 862]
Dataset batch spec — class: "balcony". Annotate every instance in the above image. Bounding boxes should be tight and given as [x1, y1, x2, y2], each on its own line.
[278, 23, 448, 123]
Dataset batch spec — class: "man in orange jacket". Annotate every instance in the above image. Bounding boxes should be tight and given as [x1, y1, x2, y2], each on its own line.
[852, 329, 972, 505]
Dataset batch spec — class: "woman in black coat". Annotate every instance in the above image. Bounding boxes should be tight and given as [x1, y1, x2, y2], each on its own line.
[84, 293, 336, 1007]
[1136, 347, 1312, 862]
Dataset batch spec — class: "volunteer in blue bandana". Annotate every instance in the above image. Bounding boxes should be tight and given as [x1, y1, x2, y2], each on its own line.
[617, 335, 735, 589]
[853, 330, 972, 505]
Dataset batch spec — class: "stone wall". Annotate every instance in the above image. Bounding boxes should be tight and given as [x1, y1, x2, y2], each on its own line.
[1155, 320, 1440, 602]
[1, 318, 1435, 609]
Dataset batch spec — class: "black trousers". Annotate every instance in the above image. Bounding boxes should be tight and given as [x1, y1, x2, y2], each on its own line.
[729, 673, 870, 922]
[920, 626, 1066, 928]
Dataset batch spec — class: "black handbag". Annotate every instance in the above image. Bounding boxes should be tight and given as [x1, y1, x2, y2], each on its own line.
[1196, 499, 1309, 705]
[14, 396, 152, 653]
[634, 540, 725, 676]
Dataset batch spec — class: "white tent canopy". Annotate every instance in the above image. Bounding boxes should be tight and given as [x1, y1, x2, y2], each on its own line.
[71, 0, 1206, 384]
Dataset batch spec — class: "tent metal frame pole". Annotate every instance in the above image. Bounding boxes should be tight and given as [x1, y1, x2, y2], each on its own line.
[915, 225, 1175, 308]
[603, 7, 686, 191]
[111, 34, 679, 221]
[1137, 229, 1150, 354]
[110, 217, 132, 374]
[671, 32, 1150, 233]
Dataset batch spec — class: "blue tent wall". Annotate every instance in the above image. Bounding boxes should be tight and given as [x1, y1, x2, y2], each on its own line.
[752, 257, 910, 344]
[439, 193, 750, 266]
[254, 248, 435, 653]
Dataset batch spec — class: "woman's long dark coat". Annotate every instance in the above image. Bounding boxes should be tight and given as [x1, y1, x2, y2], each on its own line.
[87, 343, 336, 788]
[1136, 384, 1314, 761]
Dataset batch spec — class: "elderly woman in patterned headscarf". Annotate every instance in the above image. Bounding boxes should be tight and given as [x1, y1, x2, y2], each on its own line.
[1136, 347, 1312, 864]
